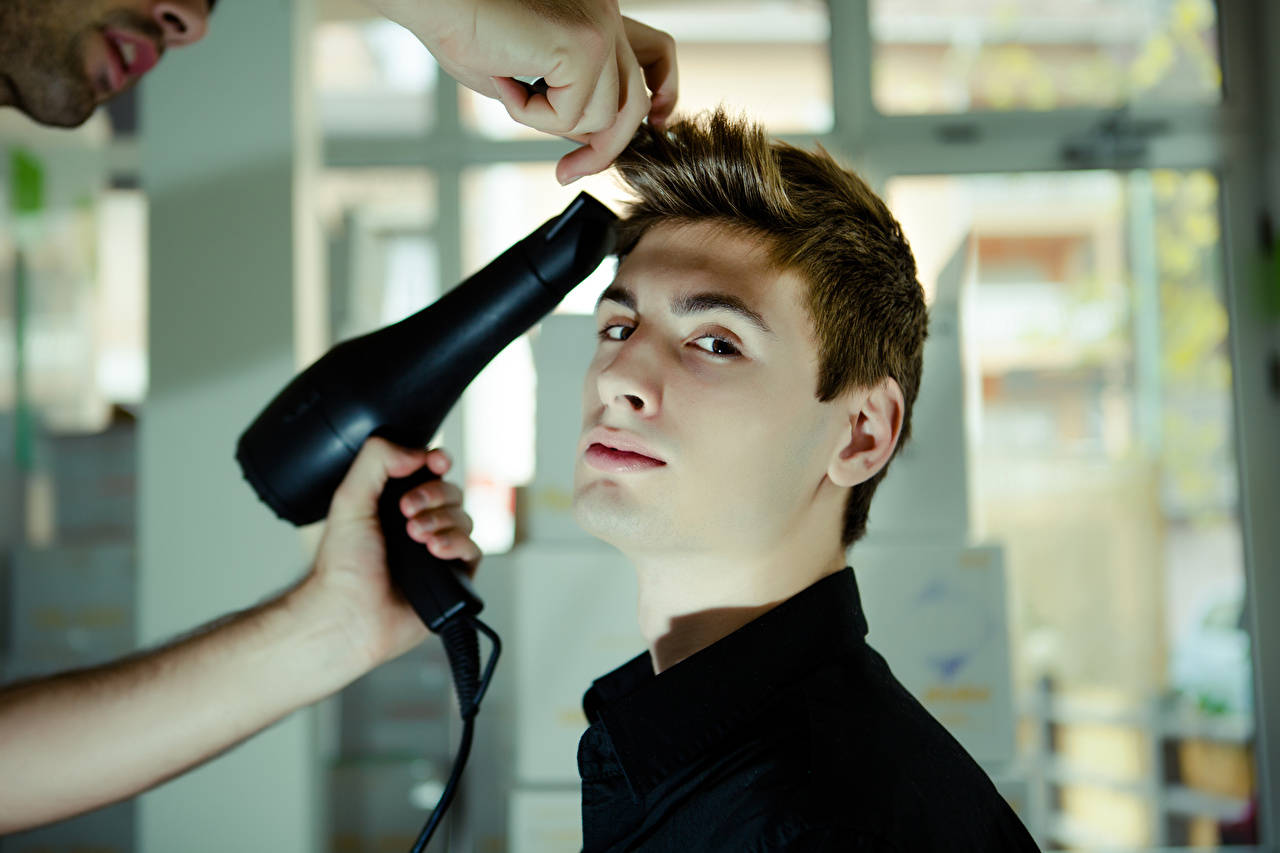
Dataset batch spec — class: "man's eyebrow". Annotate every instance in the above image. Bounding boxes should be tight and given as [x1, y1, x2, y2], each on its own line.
[595, 284, 636, 313]
[595, 284, 776, 338]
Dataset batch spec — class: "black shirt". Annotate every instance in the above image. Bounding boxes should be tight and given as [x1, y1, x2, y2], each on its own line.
[577, 567, 1041, 852]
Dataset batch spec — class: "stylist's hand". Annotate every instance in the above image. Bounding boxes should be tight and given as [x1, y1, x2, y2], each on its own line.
[302, 438, 482, 670]
[366, 0, 678, 184]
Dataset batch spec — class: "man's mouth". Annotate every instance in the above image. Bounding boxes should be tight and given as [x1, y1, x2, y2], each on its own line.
[584, 443, 666, 473]
[100, 28, 160, 95]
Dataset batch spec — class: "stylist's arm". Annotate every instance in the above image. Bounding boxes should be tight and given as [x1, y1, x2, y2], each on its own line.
[0, 438, 478, 834]
[367, 0, 679, 183]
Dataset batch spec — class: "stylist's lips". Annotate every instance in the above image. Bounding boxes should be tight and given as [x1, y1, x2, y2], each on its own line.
[583, 427, 666, 473]
[94, 28, 160, 97]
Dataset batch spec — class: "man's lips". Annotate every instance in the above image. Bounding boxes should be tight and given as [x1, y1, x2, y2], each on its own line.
[100, 28, 160, 95]
[582, 427, 665, 461]
[585, 444, 666, 473]
[582, 427, 667, 472]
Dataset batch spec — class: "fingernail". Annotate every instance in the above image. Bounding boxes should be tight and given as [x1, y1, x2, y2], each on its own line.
[562, 173, 583, 186]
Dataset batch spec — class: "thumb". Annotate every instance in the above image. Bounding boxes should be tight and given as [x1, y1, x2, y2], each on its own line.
[327, 436, 432, 524]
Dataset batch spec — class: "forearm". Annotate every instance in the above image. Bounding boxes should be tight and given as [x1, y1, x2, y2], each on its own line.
[0, 582, 364, 833]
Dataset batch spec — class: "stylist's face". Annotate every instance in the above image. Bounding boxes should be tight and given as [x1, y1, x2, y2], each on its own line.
[0, 0, 211, 127]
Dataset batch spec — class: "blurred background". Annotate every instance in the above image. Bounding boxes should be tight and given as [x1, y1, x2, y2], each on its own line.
[1, 0, 1278, 851]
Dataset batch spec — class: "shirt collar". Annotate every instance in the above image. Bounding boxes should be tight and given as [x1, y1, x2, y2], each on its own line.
[581, 567, 869, 797]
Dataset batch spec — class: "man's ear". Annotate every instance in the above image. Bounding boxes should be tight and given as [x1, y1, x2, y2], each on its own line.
[827, 376, 905, 489]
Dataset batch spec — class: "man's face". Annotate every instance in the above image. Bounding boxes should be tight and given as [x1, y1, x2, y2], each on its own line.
[0, 0, 210, 127]
[573, 221, 849, 558]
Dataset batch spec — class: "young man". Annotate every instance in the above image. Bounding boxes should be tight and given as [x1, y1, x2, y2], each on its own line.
[0, 0, 677, 183]
[571, 110, 1041, 850]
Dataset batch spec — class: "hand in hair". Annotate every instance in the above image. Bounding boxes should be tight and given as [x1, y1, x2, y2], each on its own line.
[366, 0, 678, 184]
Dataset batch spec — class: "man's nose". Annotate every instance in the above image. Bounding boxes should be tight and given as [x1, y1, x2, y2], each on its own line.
[152, 0, 209, 47]
[598, 373, 654, 413]
[595, 338, 662, 415]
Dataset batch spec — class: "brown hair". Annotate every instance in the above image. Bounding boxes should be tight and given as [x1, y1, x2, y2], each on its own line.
[612, 109, 927, 548]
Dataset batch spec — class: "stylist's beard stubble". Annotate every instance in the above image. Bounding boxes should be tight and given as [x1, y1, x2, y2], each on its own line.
[0, 4, 157, 127]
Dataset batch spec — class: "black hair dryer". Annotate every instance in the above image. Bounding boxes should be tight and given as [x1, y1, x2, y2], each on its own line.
[235, 192, 616, 850]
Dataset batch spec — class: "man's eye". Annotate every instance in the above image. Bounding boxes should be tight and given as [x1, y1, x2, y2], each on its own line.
[597, 324, 632, 342]
[692, 335, 741, 358]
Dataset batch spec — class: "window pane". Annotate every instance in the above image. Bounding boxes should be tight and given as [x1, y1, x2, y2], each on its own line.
[460, 0, 832, 138]
[872, 0, 1221, 114]
[95, 191, 148, 406]
[313, 3, 437, 136]
[887, 170, 1256, 847]
[0, 176, 137, 434]
[316, 168, 437, 341]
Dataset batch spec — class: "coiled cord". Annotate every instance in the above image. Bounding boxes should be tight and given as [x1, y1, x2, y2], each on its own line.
[408, 615, 501, 852]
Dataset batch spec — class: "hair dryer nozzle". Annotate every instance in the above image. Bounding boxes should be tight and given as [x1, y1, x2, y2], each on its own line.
[522, 192, 617, 298]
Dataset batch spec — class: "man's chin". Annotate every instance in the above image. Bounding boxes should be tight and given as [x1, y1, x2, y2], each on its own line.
[8, 75, 99, 128]
[571, 487, 672, 553]
[21, 98, 98, 128]
[571, 488, 627, 544]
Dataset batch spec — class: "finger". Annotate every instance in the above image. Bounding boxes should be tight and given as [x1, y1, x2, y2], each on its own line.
[329, 437, 431, 523]
[490, 75, 553, 128]
[441, 59, 500, 100]
[400, 477, 464, 516]
[490, 39, 601, 138]
[537, 26, 611, 132]
[491, 76, 576, 135]
[562, 44, 620, 136]
[623, 16, 678, 129]
[556, 38, 650, 183]
[426, 446, 451, 475]
[407, 506, 475, 540]
[422, 528, 483, 569]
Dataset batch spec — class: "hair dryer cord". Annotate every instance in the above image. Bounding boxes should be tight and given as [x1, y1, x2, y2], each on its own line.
[409, 615, 502, 852]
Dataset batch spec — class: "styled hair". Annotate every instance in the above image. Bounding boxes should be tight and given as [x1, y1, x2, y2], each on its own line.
[612, 109, 927, 548]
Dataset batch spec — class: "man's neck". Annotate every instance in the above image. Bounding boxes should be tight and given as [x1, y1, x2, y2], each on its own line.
[632, 547, 847, 675]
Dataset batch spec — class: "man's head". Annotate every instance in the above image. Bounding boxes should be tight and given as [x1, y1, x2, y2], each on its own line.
[0, 0, 212, 127]
[572, 110, 926, 561]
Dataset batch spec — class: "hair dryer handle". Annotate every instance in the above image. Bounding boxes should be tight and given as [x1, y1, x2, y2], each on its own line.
[376, 465, 484, 633]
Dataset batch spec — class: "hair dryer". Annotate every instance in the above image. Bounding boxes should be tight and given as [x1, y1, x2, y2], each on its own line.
[235, 192, 617, 850]
[237, 191, 614, 620]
